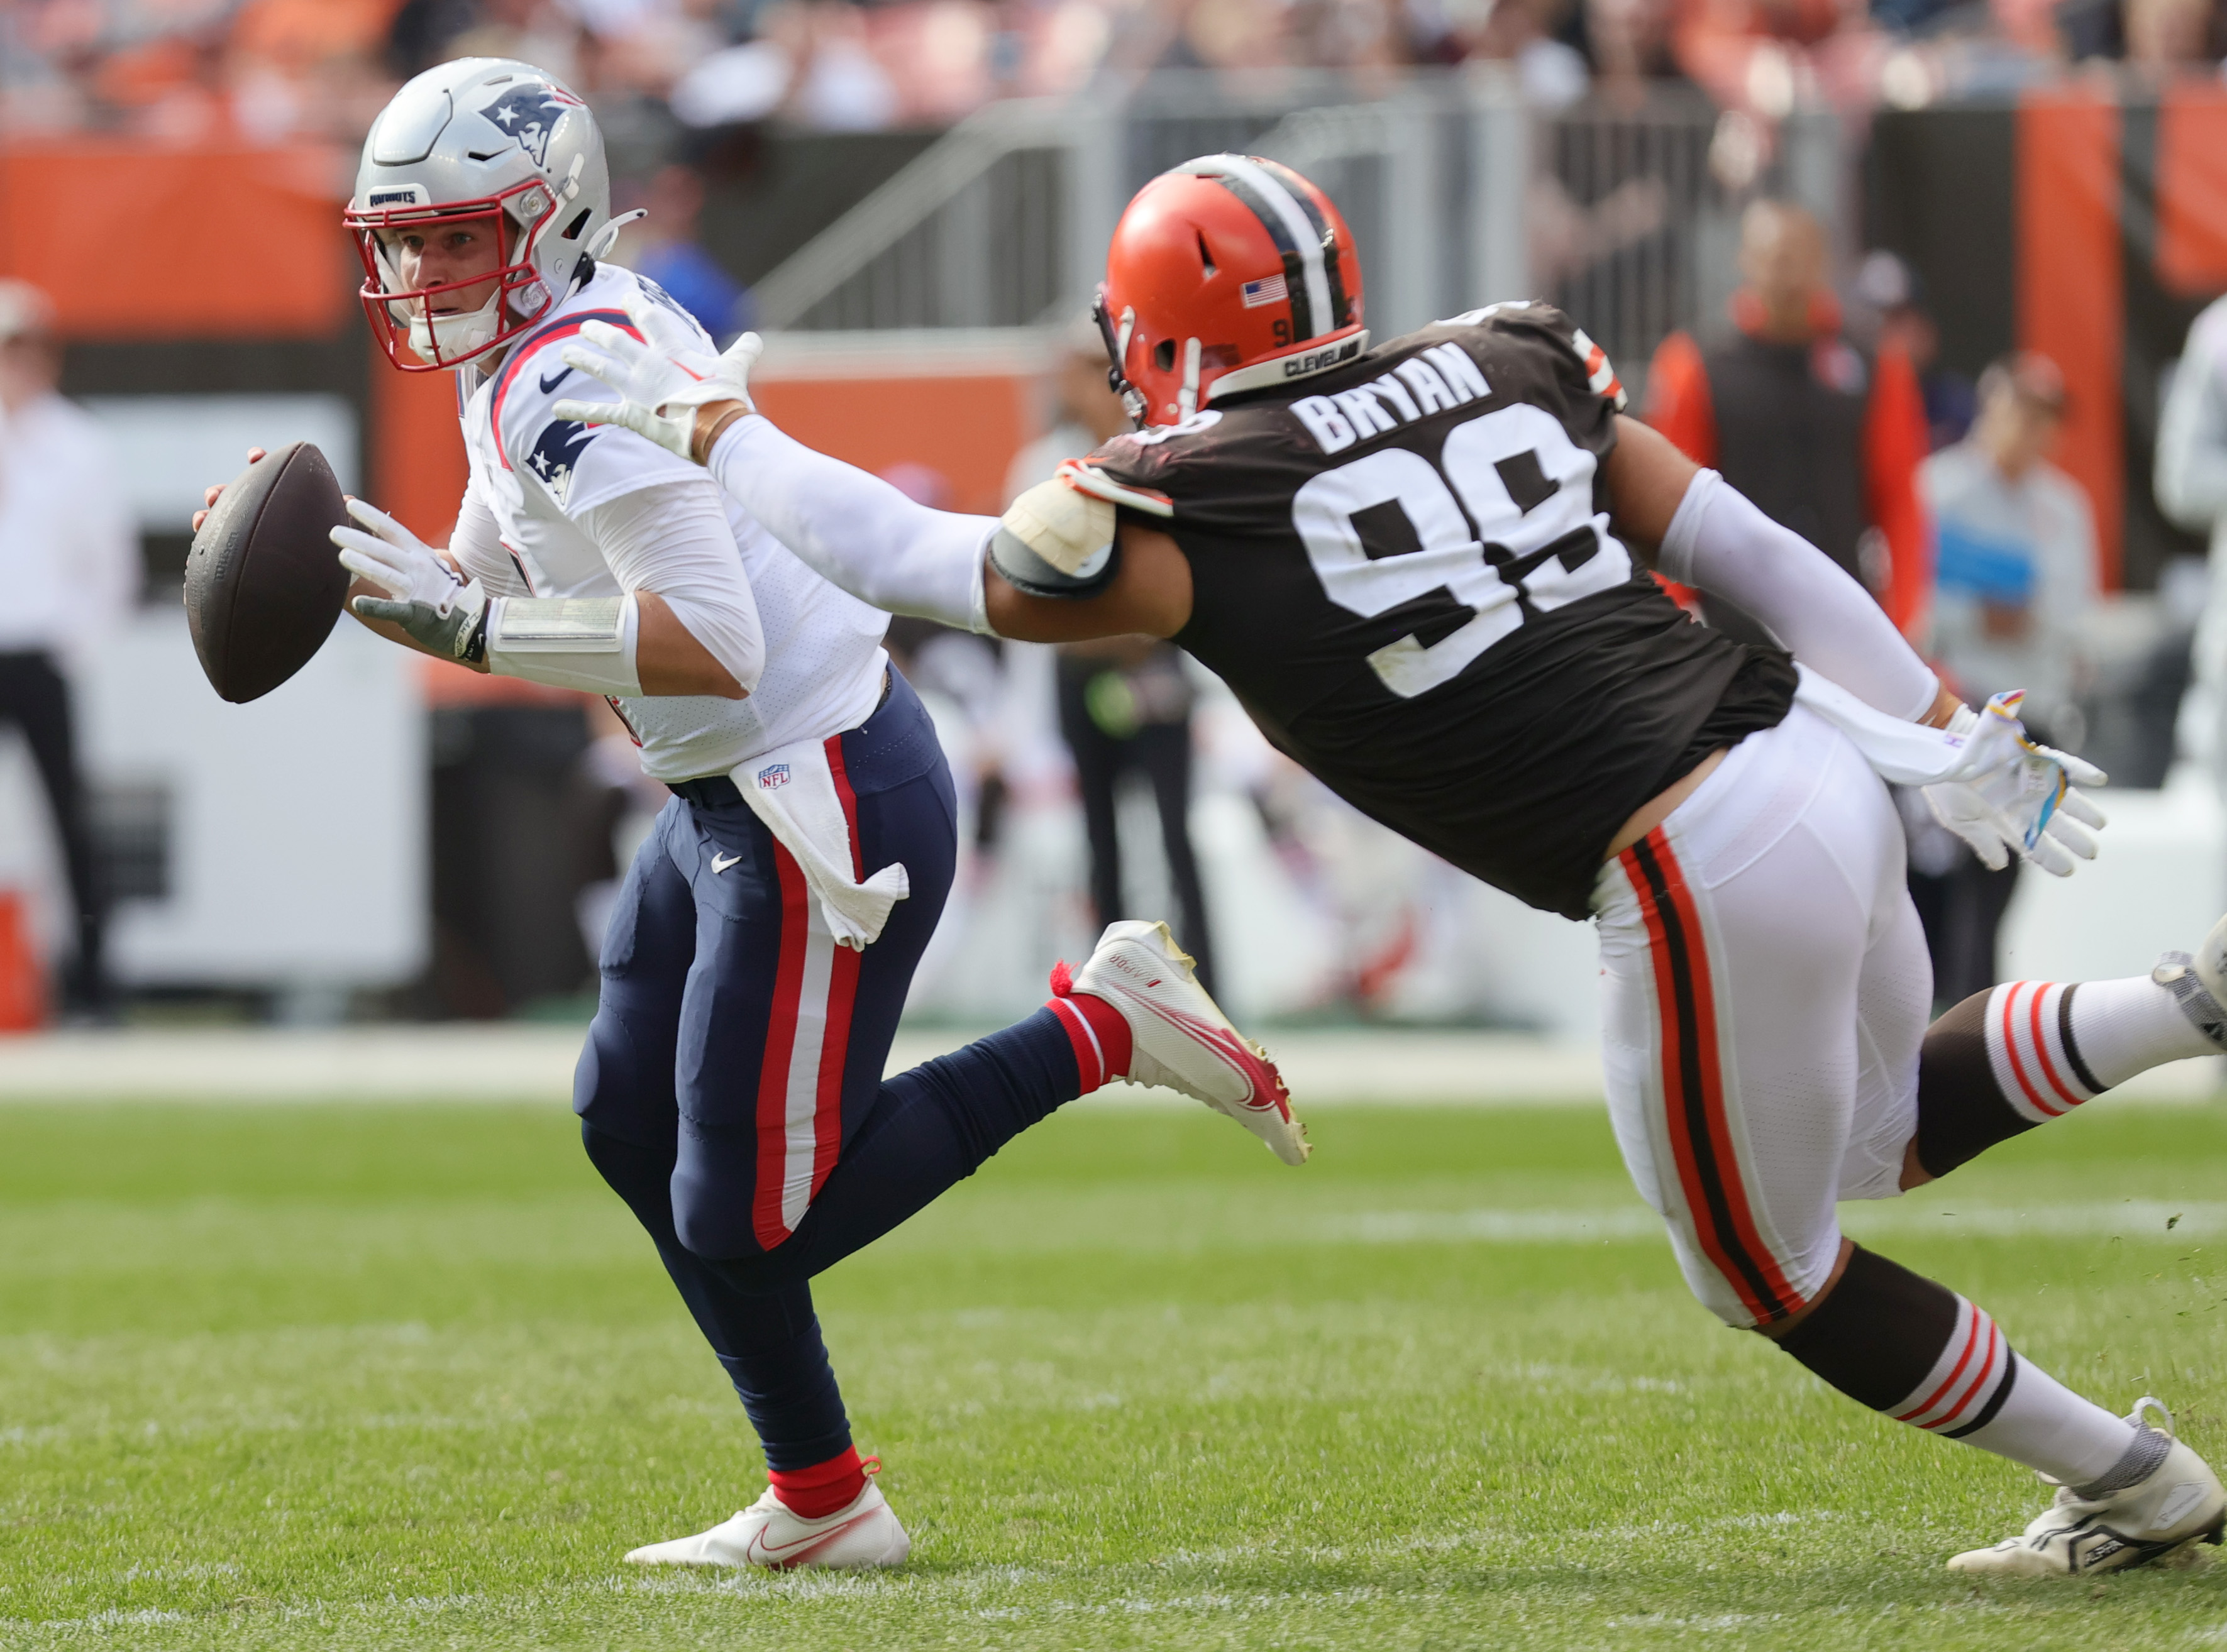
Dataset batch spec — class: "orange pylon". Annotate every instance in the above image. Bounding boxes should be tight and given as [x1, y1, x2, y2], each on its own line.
[0, 889, 45, 1032]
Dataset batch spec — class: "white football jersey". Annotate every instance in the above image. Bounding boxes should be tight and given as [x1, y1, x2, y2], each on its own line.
[456, 264, 889, 781]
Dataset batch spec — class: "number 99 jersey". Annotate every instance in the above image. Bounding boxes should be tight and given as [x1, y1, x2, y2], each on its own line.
[1080, 301, 1796, 920]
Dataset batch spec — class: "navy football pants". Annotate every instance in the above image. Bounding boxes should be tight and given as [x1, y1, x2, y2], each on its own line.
[575, 671, 1086, 1470]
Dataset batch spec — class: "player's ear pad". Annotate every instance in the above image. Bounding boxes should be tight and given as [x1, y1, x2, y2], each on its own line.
[185, 440, 351, 703]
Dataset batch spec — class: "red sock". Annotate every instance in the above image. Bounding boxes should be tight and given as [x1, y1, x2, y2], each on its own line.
[768, 1445, 866, 1519]
[1046, 961, 1133, 1091]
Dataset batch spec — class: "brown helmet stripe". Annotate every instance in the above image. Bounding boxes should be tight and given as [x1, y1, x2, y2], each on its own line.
[1256, 158, 1353, 330]
[1206, 170, 1317, 341]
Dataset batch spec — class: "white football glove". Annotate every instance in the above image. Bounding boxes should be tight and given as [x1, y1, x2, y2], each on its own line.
[333, 497, 488, 661]
[1923, 690, 2106, 878]
[551, 294, 761, 463]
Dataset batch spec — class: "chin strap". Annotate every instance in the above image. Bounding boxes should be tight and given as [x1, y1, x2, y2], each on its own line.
[1112, 306, 1147, 424]
[407, 292, 505, 366]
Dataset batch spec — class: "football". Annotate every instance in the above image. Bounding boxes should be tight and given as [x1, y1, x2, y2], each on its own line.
[184, 440, 353, 704]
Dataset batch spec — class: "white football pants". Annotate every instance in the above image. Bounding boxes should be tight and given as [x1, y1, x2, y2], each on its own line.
[1593, 704, 1933, 1328]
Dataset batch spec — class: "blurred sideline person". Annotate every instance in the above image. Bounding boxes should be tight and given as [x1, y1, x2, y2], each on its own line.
[202, 60, 1301, 1575]
[1910, 353, 2096, 1006]
[1855, 250, 1976, 455]
[623, 160, 753, 343]
[1011, 324, 1218, 991]
[2160, 290, 2227, 800]
[1648, 200, 1933, 641]
[0, 279, 135, 1018]
[566, 151, 2227, 1578]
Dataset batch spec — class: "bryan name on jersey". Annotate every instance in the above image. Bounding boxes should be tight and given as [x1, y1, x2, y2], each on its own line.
[1081, 302, 1798, 919]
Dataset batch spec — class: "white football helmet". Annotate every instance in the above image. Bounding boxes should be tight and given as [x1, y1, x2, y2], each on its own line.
[346, 57, 617, 372]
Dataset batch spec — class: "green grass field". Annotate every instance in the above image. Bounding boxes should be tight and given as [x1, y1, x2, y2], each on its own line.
[6, 1094, 2227, 1649]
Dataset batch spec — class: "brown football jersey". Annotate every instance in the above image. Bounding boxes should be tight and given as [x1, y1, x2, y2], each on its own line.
[1082, 301, 1794, 918]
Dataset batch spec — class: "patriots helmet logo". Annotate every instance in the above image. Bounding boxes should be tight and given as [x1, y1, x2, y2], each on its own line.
[478, 81, 580, 168]
[525, 418, 598, 506]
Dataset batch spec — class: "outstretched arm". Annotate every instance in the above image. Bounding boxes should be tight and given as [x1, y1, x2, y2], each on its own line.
[701, 412, 998, 632]
[695, 411, 1195, 642]
[1610, 415, 2104, 876]
[548, 297, 1186, 641]
[985, 522, 1193, 641]
[1605, 415, 1955, 726]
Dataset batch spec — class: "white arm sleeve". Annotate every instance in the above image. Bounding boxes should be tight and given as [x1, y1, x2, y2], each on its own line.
[577, 474, 765, 695]
[708, 414, 994, 634]
[1659, 468, 1940, 721]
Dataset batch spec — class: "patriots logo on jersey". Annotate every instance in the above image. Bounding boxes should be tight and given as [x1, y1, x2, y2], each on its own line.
[478, 82, 580, 168]
[525, 417, 598, 507]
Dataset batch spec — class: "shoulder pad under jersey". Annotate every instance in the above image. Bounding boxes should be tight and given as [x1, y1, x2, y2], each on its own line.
[1442, 301, 1627, 410]
[991, 465, 1153, 598]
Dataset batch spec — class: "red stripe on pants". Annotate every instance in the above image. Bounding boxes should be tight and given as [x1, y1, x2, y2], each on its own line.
[809, 735, 867, 1204]
[1624, 830, 1806, 1324]
[753, 844, 812, 1250]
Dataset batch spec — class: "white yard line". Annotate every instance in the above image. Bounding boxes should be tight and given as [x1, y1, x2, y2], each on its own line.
[0, 1025, 2215, 1108]
[1322, 1199, 2227, 1245]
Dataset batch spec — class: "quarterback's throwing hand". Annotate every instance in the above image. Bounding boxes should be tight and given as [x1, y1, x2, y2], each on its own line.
[553, 295, 761, 463]
[1923, 691, 2106, 878]
[333, 497, 488, 663]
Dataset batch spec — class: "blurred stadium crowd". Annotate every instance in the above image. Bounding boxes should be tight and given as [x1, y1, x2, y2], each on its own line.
[3, 0, 2227, 1033]
[4, 0, 2224, 159]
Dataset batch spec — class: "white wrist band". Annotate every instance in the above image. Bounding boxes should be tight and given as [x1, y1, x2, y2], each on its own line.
[486, 594, 643, 696]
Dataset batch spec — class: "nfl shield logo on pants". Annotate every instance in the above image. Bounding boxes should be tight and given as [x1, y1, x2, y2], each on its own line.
[757, 763, 792, 791]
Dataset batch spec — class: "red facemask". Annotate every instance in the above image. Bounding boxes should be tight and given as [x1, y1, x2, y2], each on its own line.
[346, 179, 560, 372]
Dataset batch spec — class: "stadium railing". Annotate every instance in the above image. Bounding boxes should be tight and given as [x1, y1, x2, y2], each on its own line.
[749, 71, 1850, 400]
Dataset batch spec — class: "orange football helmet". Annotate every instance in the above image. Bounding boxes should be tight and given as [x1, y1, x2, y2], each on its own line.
[1094, 155, 1368, 427]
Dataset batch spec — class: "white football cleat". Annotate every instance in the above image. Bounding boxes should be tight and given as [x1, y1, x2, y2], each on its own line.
[623, 1478, 910, 1570]
[1064, 918, 1308, 1165]
[2155, 912, 2227, 1050]
[1947, 1399, 2226, 1577]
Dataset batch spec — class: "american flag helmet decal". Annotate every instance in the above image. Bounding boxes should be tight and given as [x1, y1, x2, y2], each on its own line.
[1241, 273, 1288, 308]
